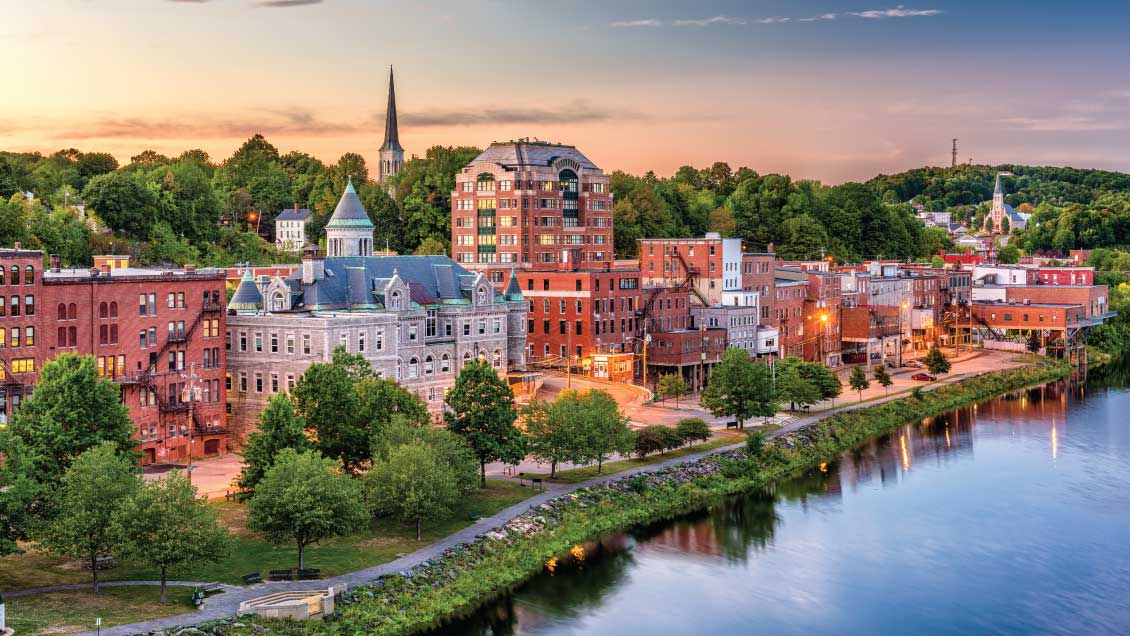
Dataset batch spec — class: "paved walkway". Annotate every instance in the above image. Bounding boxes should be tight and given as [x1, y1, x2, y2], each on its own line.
[70, 349, 1025, 636]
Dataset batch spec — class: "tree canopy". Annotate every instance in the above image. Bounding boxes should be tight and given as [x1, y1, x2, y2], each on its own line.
[700, 347, 777, 428]
[445, 361, 525, 487]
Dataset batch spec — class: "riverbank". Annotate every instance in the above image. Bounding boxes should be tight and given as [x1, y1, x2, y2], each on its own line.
[147, 357, 1068, 636]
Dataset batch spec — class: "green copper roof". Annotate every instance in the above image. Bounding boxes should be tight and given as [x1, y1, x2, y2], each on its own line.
[228, 270, 262, 311]
[325, 176, 374, 229]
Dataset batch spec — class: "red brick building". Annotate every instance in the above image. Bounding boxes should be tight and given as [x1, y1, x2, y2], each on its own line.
[451, 141, 613, 269]
[774, 275, 806, 359]
[802, 272, 843, 366]
[1035, 266, 1094, 286]
[519, 268, 641, 363]
[0, 248, 228, 465]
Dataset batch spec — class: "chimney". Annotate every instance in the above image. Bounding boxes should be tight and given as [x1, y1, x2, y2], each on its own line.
[13, 242, 20, 250]
[767, 242, 775, 253]
[294, 202, 299, 212]
[101, 263, 111, 274]
[184, 264, 196, 273]
[49, 254, 60, 271]
[301, 245, 324, 284]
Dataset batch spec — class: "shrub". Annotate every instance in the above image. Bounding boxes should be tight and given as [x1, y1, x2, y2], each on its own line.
[745, 430, 766, 457]
[634, 426, 668, 458]
[675, 418, 711, 446]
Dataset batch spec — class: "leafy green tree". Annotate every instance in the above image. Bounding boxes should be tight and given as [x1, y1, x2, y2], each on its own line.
[413, 236, 447, 255]
[656, 373, 689, 407]
[246, 449, 366, 570]
[82, 171, 157, 239]
[238, 392, 310, 494]
[931, 255, 946, 268]
[570, 389, 634, 472]
[777, 213, 828, 260]
[7, 353, 135, 487]
[522, 398, 575, 479]
[675, 418, 712, 446]
[372, 420, 479, 496]
[114, 471, 229, 603]
[849, 366, 870, 401]
[293, 347, 374, 473]
[634, 426, 667, 458]
[140, 221, 200, 266]
[998, 243, 1020, 264]
[445, 361, 525, 487]
[701, 347, 777, 429]
[923, 347, 952, 376]
[0, 434, 40, 555]
[357, 375, 431, 437]
[775, 364, 820, 411]
[745, 430, 767, 458]
[1027, 331, 1042, 353]
[365, 442, 459, 541]
[779, 356, 843, 402]
[873, 365, 893, 395]
[40, 443, 140, 594]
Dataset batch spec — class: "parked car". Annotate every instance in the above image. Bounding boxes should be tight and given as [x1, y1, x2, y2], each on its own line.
[911, 372, 936, 381]
[905, 360, 924, 368]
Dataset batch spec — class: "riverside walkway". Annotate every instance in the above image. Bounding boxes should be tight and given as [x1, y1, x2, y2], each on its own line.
[71, 350, 1021, 636]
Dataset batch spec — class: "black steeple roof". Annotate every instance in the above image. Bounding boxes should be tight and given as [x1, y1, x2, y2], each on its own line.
[380, 66, 403, 153]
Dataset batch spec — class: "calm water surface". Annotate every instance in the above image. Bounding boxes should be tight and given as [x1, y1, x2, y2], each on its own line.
[436, 368, 1130, 636]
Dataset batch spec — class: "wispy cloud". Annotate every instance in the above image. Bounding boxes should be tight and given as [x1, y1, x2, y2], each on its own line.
[395, 101, 644, 127]
[610, 6, 942, 28]
[47, 108, 358, 140]
[997, 115, 1128, 132]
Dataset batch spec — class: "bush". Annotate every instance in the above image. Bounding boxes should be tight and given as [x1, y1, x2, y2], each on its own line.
[745, 430, 766, 457]
[675, 418, 711, 446]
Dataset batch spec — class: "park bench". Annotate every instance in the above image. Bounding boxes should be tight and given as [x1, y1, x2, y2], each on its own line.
[296, 568, 321, 580]
[725, 421, 739, 430]
[202, 583, 225, 595]
[268, 569, 294, 581]
[242, 572, 263, 585]
[531, 478, 544, 491]
[468, 511, 481, 521]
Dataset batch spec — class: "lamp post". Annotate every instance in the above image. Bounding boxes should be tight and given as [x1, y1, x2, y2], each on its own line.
[180, 365, 203, 484]
[819, 312, 829, 366]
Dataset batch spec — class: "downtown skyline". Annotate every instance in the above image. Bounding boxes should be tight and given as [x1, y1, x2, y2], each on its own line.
[3, 0, 1130, 183]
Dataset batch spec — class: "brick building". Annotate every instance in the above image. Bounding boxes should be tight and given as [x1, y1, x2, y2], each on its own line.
[802, 271, 843, 367]
[638, 234, 741, 306]
[519, 268, 641, 364]
[450, 140, 613, 269]
[0, 247, 228, 465]
[774, 272, 807, 359]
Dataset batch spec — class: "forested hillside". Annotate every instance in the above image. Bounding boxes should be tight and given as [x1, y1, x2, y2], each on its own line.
[1, 136, 1128, 269]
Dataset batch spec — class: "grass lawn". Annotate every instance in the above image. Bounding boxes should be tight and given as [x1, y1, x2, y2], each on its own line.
[7, 585, 196, 636]
[526, 434, 744, 484]
[0, 479, 532, 591]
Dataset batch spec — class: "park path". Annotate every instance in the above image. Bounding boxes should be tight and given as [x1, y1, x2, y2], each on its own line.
[72, 350, 1020, 636]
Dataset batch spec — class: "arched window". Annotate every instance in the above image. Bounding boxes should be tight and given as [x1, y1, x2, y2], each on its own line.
[272, 292, 286, 312]
[493, 349, 502, 368]
[109, 301, 117, 318]
[57, 303, 66, 321]
[58, 326, 66, 347]
[543, 299, 550, 313]
[462, 351, 471, 368]
[68, 303, 77, 320]
[24, 265, 33, 284]
[558, 169, 578, 193]
[409, 357, 419, 378]
[0, 268, 5, 285]
[99, 302, 108, 319]
[425, 355, 434, 375]
[476, 172, 495, 192]
[9, 266, 18, 286]
[390, 290, 401, 310]
[441, 353, 450, 373]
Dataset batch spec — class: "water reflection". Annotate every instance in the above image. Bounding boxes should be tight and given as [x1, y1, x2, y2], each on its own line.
[435, 371, 1130, 636]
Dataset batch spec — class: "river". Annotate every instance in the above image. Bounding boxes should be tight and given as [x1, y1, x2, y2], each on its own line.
[434, 367, 1130, 636]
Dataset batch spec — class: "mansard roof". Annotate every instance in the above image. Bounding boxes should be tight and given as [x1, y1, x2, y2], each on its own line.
[471, 140, 600, 171]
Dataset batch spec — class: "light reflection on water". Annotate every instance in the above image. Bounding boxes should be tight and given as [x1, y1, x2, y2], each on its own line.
[433, 370, 1130, 636]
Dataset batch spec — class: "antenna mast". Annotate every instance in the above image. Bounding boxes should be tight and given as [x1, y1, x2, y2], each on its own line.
[951, 138, 958, 168]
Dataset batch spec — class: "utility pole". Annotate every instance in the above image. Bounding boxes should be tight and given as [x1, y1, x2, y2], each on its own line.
[699, 323, 706, 394]
[951, 138, 958, 169]
[180, 364, 203, 483]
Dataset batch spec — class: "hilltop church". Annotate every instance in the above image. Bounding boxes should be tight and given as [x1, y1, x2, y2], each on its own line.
[986, 173, 1030, 233]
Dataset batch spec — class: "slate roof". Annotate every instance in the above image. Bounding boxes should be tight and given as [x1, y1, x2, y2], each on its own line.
[325, 177, 374, 229]
[472, 141, 600, 171]
[503, 268, 523, 301]
[286, 255, 511, 311]
[229, 270, 262, 311]
[276, 208, 313, 222]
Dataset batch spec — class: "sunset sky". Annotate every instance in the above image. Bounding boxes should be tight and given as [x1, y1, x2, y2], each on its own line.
[3, 0, 1129, 183]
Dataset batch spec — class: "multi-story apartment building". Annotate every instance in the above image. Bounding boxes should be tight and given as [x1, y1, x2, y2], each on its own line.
[226, 186, 527, 434]
[802, 271, 843, 367]
[519, 268, 640, 363]
[638, 233, 743, 306]
[774, 272, 807, 359]
[450, 140, 613, 269]
[741, 251, 776, 324]
[0, 246, 228, 464]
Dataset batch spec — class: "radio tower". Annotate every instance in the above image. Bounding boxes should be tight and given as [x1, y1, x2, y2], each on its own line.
[951, 138, 958, 168]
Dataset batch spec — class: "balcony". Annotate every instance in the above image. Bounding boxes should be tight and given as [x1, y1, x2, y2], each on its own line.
[201, 302, 223, 313]
[167, 331, 187, 343]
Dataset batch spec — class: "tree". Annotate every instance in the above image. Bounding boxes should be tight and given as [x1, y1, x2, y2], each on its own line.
[413, 237, 447, 256]
[701, 348, 777, 429]
[873, 365, 893, 395]
[114, 471, 229, 604]
[293, 347, 374, 473]
[634, 426, 667, 458]
[998, 243, 1021, 264]
[777, 214, 829, 260]
[571, 390, 634, 472]
[1026, 331, 1042, 354]
[238, 392, 310, 494]
[246, 449, 366, 570]
[675, 418, 711, 446]
[0, 434, 40, 555]
[931, 255, 946, 268]
[445, 361, 525, 488]
[522, 398, 576, 479]
[775, 364, 820, 411]
[745, 430, 767, 458]
[40, 443, 139, 594]
[923, 347, 952, 376]
[365, 442, 458, 541]
[82, 171, 157, 239]
[1000, 215, 1011, 234]
[657, 373, 689, 407]
[372, 420, 479, 497]
[849, 366, 870, 402]
[7, 353, 135, 487]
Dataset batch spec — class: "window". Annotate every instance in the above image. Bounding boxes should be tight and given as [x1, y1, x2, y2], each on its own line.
[255, 373, 263, 393]
[270, 332, 279, 353]
[24, 296, 33, 316]
[493, 349, 502, 368]
[9, 266, 18, 285]
[409, 357, 419, 378]
[139, 294, 147, 316]
[9, 296, 17, 316]
[478, 319, 486, 335]
[56, 303, 65, 321]
[24, 266, 32, 285]
[463, 322, 471, 336]
[286, 334, 295, 354]
[494, 318, 501, 334]
[302, 334, 311, 354]
[425, 355, 434, 375]
[99, 302, 108, 318]
[168, 293, 175, 309]
[409, 324, 418, 341]
[358, 331, 366, 352]
[25, 327, 33, 346]
[177, 292, 185, 309]
[270, 373, 279, 393]
[441, 354, 450, 373]
[108, 301, 115, 318]
[239, 332, 247, 351]
[149, 293, 157, 315]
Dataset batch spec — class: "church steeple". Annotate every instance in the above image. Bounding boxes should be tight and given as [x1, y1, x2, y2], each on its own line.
[380, 66, 403, 153]
[378, 67, 405, 186]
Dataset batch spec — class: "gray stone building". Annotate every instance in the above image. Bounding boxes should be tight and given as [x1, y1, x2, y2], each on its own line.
[225, 185, 526, 437]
